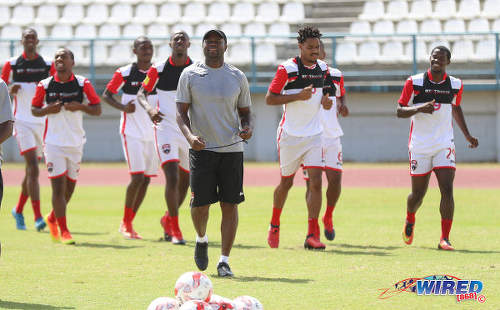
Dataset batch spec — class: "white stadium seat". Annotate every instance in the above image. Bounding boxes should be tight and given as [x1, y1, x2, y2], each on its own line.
[156, 44, 172, 60]
[170, 24, 193, 37]
[206, 2, 231, 24]
[357, 41, 380, 64]
[335, 41, 357, 65]
[108, 4, 133, 25]
[90, 42, 109, 66]
[195, 23, 217, 38]
[443, 19, 466, 41]
[428, 40, 450, 55]
[468, 18, 490, 40]
[35, 5, 59, 26]
[280, 2, 305, 23]
[244, 22, 266, 42]
[395, 20, 418, 41]
[221, 23, 242, 39]
[1, 24, 22, 40]
[10, 5, 34, 26]
[228, 42, 251, 65]
[4, 0, 20, 6]
[123, 24, 145, 38]
[451, 40, 474, 62]
[59, 4, 84, 26]
[385, 0, 408, 21]
[39, 42, 62, 60]
[75, 25, 97, 39]
[99, 24, 120, 39]
[30, 25, 48, 39]
[147, 23, 168, 38]
[433, 0, 456, 20]
[47, 0, 67, 4]
[372, 20, 394, 42]
[419, 19, 442, 42]
[50, 24, 73, 40]
[481, 0, 500, 19]
[157, 3, 181, 25]
[23, 0, 44, 4]
[231, 2, 255, 24]
[404, 40, 428, 62]
[108, 43, 134, 66]
[83, 4, 108, 25]
[409, 0, 433, 21]
[66, 43, 88, 65]
[268, 23, 291, 43]
[471, 39, 495, 62]
[68, 0, 92, 4]
[255, 43, 277, 65]
[133, 4, 158, 25]
[0, 6, 10, 24]
[359, 1, 385, 22]
[181, 3, 206, 24]
[188, 43, 203, 62]
[255, 2, 280, 23]
[379, 41, 405, 63]
[348, 21, 371, 42]
[456, 0, 480, 20]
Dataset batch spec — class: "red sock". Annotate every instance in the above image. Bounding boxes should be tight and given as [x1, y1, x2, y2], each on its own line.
[123, 206, 134, 223]
[271, 207, 282, 226]
[314, 220, 320, 239]
[130, 209, 137, 222]
[324, 205, 335, 222]
[171, 215, 179, 231]
[56, 216, 69, 234]
[48, 210, 56, 223]
[164, 210, 170, 217]
[307, 218, 318, 237]
[32, 200, 42, 220]
[406, 211, 416, 224]
[15, 193, 29, 213]
[441, 218, 453, 240]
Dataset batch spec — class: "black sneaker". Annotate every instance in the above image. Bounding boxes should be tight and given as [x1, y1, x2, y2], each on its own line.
[217, 262, 234, 277]
[194, 242, 208, 271]
[164, 233, 172, 242]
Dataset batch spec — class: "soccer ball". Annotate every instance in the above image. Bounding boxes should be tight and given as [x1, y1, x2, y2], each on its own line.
[208, 294, 236, 310]
[147, 297, 179, 310]
[178, 300, 211, 310]
[174, 271, 213, 304]
[233, 296, 263, 310]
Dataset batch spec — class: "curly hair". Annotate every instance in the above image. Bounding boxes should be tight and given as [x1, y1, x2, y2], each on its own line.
[297, 26, 322, 44]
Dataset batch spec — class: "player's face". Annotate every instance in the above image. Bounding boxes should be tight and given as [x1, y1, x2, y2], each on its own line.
[170, 32, 190, 55]
[430, 49, 449, 74]
[203, 33, 226, 59]
[299, 38, 320, 64]
[54, 50, 74, 73]
[21, 31, 38, 51]
[134, 40, 153, 63]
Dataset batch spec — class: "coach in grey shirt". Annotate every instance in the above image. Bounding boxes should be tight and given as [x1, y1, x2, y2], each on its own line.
[176, 29, 253, 277]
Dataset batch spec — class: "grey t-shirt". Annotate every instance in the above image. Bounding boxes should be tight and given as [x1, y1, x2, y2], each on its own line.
[0, 79, 14, 166]
[176, 61, 251, 153]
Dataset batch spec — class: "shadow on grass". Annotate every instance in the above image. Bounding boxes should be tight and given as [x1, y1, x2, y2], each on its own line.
[325, 248, 392, 256]
[75, 242, 143, 249]
[156, 240, 266, 250]
[334, 243, 401, 251]
[210, 275, 312, 283]
[0, 300, 74, 309]
[69, 231, 108, 236]
[417, 246, 500, 254]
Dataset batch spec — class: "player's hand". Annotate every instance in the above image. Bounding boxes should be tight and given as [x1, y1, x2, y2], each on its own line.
[297, 84, 313, 101]
[63, 101, 82, 112]
[465, 134, 479, 148]
[147, 108, 164, 124]
[338, 103, 349, 117]
[418, 99, 435, 114]
[9, 84, 21, 96]
[189, 135, 206, 151]
[321, 94, 333, 110]
[239, 126, 253, 140]
[45, 101, 62, 114]
[123, 100, 136, 113]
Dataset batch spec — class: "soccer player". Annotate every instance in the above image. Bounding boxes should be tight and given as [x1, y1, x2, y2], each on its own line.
[176, 29, 253, 277]
[32, 48, 101, 244]
[304, 39, 349, 241]
[266, 26, 332, 250]
[397, 46, 478, 251]
[1, 28, 55, 231]
[137, 31, 192, 245]
[103, 37, 159, 240]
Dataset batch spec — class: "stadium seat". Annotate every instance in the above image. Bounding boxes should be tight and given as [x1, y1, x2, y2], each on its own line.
[99, 24, 120, 39]
[39, 42, 62, 60]
[67, 0, 92, 4]
[108, 4, 133, 25]
[357, 41, 380, 64]
[143, 0, 165, 4]
[451, 39, 474, 62]
[156, 43, 172, 60]
[34, 5, 59, 26]
[82, 4, 108, 26]
[227, 42, 251, 65]
[379, 41, 405, 63]
[348, 21, 371, 42]
[133, 3, 158, 25]
[46, 0, 67, 4]
[120, 0, 141, 4]
[0, 6, 10, 24]
[428, 40, 450, 55]
[67, 43, 88, 66]
[468, 18, 490, 40]
[10, 5, 34, 26]
[181, 3, 206, 24]
[170, 24, 194, 37]
[188, 43, 203, 61]
[255, 2, 280, 23]
[456, 0, 480, 20]
[108, 43, 134, 66]
[221, 23, 242, 40]
[492, 19, 500, 33]
[147, 23, 168, 38]
[74, 25, 97, 43]
[280, 2, 305, 23]
[1, 25, 22, 40]
[230, 2, 255, 24]
[90, 42, 109, 66]
[195, 23, 217, 38]
[404, 39, 428, 62]
[4, 0, 20, 6]
[409, 0, 432, 21]
[50, 25, 73, 40]
[471, 39, 496, 62]
[123, 24, 145, 38]
[268, 23, 291, 43]
[359, 1, 385, 22]
[244, 22, 266, 42]
[59, 4, 84, 26]
[30, 25, 48, 39]
[255, 43, 277, 65]
[157, 3, 181, 25]
[395, 20, 418, 41]
[419, 19, 442, 42]
[335, 41, 357, 64]
[372, 20, 394, 42]
[481, 0, 500, 19]
[443, 19, 466, 41]
[384, 0, 408, 21]
[206, 2, 231, 24]
[433, 0, 457, 20]
[22, 0, 45, 4]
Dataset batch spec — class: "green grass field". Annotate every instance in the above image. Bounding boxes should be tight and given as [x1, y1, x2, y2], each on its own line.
[0, 185, 499, 309]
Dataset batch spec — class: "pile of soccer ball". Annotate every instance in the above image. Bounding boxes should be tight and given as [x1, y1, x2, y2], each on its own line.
[147, 271, 264, 310]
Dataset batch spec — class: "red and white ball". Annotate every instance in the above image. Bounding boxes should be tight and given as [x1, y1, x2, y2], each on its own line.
[233, 296, 263, 310]
[147, 297, 179, 310]
[208, 294, 236, 310]
[174, 271, 213, 304]
[178, 300, 211, 310]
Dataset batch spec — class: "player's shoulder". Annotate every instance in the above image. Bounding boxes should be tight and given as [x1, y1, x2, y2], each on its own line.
[328, 67, 343, 77]
[280, 58, 299, 72]
[7, 56, 18, 65]
[408, 72, 425, 85]
[74, 74, 89, 86]
[152, 61, 166, 73]
[317, 59, 328, 71]
[448, 74, 462, 89]
[39, 75, 54, 88]
[117, 63, 133, 76]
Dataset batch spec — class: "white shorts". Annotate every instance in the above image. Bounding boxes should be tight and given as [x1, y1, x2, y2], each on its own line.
[14, 120, 44, 158]
[155, 128, 190, 172]
[121, 135, 159, 176]
[44, 144, 83, 181]
[409, 146, 456, 176]
[323, 136, 343, 172]
[278, 130, 323, 177]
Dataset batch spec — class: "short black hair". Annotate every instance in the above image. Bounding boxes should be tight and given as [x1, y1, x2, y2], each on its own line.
[56, 48, 74, 60]
[134, 36, 151, 49]
[170, 31, 190, 42]
[431, 45, 451, 60]
[22, 28, 37, 39]
[297, 26, 322, 44]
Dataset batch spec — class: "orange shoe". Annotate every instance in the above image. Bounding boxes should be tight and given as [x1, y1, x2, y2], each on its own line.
[438, 239, 454, 251]
[45, 214, 60, 242]
[304, 235, 326, 250]
[60, 231, 75, 245]
[267, 224, 280, 248]
[402, 221, 414, 245]
[160, 215, 172, 241]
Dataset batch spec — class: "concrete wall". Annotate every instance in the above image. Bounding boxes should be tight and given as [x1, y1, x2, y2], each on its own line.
[3, 90, 499, 163]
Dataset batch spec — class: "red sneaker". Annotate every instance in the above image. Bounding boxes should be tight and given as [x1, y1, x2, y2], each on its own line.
[304, 235, 325, 250]
[171, 228, 185, 245]
[402, 221, 415, 245]
[160, 215, 172, 241]
[46, 214, 60, 242]
[322, 215, 335, 241]
[438, 239, 454, 251]
[267, 224, 280, 248]
[119, 221, 134, 239]
[60, 231, 75, 245]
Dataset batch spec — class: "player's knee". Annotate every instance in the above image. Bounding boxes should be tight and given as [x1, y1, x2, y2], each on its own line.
[410, 190, 426, 202]
[439, 185, 453, 199]
[130, 174, 145, 185]
[166, 173, 179, 187]
[308, 175, 322, 192]
[27, 164, 39, 179]
[279, 178, 294, 191]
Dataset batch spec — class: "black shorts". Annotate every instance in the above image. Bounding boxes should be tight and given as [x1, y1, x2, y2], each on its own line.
[189, 150, 244, 207]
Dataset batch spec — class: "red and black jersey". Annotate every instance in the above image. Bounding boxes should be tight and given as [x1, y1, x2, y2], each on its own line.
[143, 56, 193, 93]
[279, 56, 327, 92]
[1, 53, 55, 84]
[106, 63, 157, 95]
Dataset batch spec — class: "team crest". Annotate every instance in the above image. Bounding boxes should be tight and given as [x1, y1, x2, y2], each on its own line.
[162, 144, 171, 154]
[47, 162, 53, 173]
[411, 160, 418, 171]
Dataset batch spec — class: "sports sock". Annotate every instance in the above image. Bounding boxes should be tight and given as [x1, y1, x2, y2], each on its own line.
[15, 193, 29, 214]
[270, 207, 282, 226]
[164, 210, 170, 217]
[47, 210, 56, 223]
[171, 216, 180, 232]
[130, 209, 137, 222]
[123, 206, 134, 223]
[324, 205, 335, 223]
[56, 216, 69, 234]
[307, 218, 318, 237]
[32, 200, 42, 220]
[196, 235, 208, 243]
[441, 218, 453, 240]
[218, 255, 229, 264]
[406, 211, 416, 224]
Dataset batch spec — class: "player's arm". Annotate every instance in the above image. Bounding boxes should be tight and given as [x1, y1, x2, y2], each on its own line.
[396, 78, 434, 118]
[176, 102, 205, 151]
[451, 85, 478, 148]
[237, 73, 254, 140]
[1, 61, 20, 97]
[136, 86, 163, 123]
[31, 83, 61, 117]
[265, 65, 313, 105]
[64, 80, 101, 116]
[103, 70, 135, 113]
[337, 74, 349, 117]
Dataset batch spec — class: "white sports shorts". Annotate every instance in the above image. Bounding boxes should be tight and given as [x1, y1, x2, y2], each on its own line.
[155, 127, 190, 172]
[44, 144, 83, 181]
[323, 136, 343, 172]
[14, 120, 44, 158]
[121, 135, 158, 176]
[409, 145, 456, 176]
[278, 130, 323, 177]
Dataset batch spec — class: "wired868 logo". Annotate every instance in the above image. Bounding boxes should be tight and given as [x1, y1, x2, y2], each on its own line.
[378, 275, 486, 303]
